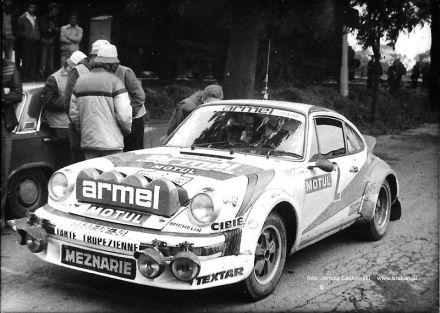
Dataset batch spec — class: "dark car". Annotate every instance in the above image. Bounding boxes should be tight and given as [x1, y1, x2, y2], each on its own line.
[6, 83, 70, 218]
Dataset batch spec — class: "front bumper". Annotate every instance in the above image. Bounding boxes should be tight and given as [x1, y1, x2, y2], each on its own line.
[11, 205, 255, 290]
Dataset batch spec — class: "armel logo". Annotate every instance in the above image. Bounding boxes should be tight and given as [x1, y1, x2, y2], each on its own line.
[305, 173, 332, 193]
[75, 169, 184, 217]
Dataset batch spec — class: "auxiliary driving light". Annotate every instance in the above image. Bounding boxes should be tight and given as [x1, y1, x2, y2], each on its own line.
[170, 251, 201, 282]
[137, 248, 166, 279]
[25, 227, 48, 253]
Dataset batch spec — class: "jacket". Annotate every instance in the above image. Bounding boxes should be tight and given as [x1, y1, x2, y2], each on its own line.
[114, 65, 146, 118]
[64, 62, 90, 112]
[69, 68, 132, 151]
[2, 59, 22, 131]
[167, 91, 203, 135]
[39, 14, 59, 45]
[41, 68, 70, 128]
[17, 12, 40, 43]
[60, 24, 82, 52]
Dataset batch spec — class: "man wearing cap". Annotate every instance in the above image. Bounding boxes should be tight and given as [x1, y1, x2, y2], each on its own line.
[38, 2, 60, 80]
[167, 84, 223, 135]
[63, 50, 88, 163]
[69, 44, 132, 159]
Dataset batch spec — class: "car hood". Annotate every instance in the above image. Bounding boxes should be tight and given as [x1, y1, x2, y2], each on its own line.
[54, 147, 298, 231]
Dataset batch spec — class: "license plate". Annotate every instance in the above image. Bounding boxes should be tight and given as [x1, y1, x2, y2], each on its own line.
[61, 245, 136, 280]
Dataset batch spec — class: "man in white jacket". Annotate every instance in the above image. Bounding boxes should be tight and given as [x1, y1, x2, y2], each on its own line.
[69, 44, 132, 159]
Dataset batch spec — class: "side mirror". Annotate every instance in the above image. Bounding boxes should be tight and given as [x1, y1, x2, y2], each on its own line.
[307, 158, 334, 172]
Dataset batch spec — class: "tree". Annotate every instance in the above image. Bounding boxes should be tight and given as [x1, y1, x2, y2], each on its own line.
[353, 0, 422, 119]
[429, 0, 439, 110]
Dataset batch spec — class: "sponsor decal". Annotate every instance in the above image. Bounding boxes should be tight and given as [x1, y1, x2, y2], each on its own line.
[211, 217, 244, 231]
[195, 267, 244, 285]
[61, 245, 136, 279]
[138, 170, 193, 186]
[305, 173, 332, 194]
[54, 228, 77, 239]
[69, 221, 129, 237]
[222, 106, 274, 115]
[151, 164, 196, 175]
[168, 221, 202, 233]
[82, 234, 140, 252]
[83, 206, 150, 226]
[78, 179, 160, 211]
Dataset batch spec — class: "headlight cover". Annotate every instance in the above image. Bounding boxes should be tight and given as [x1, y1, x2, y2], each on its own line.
[188, 193, 219, 226]
[48, 172, 73, 201]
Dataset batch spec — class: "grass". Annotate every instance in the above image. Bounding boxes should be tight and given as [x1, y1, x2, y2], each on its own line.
[143, 83, 437, 136]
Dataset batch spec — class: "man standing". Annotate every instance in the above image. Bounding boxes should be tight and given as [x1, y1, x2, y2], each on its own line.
[38, 2, 60, 80]
[113, 46, 146, 151]
[69, 44, 132, 159]
[1, 58, 22, 230]
[40, 58, 73, 143]
[60, 12, 83, 65]
[64, 40, 109, 162]
[167, 84, 223, 135]
[2, 0, 15, 60]
[17, 1, 40, 81]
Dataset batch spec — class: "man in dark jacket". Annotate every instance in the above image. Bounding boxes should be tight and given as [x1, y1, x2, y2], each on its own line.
[1, 58, 22, 230]
[17, 1, 40, 81]
[38, 2, 60, 80]
[167, 84, 223, 135]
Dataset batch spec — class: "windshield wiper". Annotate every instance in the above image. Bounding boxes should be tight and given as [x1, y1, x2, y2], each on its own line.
[266, 150, 302, 159]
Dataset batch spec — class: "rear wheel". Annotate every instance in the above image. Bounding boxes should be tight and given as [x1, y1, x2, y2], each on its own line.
[7, 170, 48, 218]
[243, 212, 287, 300]
[363, 181, 391, 241]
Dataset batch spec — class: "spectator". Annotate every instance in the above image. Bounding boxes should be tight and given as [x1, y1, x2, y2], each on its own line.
[167, 84, 223, 135]
[2, 0, 15, 60]
[40, 58, 73, 144]
[1, 58, 22, 231]
[61, 50, 88, 163]
[64, 40, 109, 162]
[367, 55, 383, 90]
[410, 62, 420, 89]
[17, 1, 40, 81]
[388, 62, 397, 94]
[69, 44, 132, 159]
[111, 45, 146, 151]
[394, 59, 406, 89]
[38, 2, 60, 80]
[60, 12, 83, 65]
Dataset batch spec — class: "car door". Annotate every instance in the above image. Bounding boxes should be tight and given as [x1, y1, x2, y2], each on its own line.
[301, 116, 365, 241]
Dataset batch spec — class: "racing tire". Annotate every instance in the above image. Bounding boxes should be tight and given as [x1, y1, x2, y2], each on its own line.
[363, 181, 391, 241]
[7, 170, 48, 218]
[243, 212, 287, 300]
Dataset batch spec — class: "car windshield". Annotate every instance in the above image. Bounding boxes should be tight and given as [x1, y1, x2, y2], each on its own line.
[166, 104, 306, 158]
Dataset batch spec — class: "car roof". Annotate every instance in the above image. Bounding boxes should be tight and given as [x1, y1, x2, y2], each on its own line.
[201, 99, 335, 115]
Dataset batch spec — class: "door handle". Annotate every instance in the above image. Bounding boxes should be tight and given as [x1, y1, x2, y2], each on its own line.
[43, 137, 51, 143]
[350, 166, 358, 173]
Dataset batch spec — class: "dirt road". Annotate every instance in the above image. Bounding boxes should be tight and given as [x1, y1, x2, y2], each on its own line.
[1, 124, 438, 312]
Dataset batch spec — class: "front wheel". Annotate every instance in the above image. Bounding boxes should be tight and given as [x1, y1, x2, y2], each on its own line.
[243, 212, 287, 300]
[7, 170, 48, 218]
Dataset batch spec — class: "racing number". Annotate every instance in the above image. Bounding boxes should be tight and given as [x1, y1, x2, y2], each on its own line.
[333, 162, 341, 201]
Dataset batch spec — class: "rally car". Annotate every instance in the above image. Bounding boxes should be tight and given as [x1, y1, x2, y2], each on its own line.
[10, 100, 401, 300]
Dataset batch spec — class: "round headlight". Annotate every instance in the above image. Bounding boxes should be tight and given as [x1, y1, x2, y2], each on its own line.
[188, 193, 217, 226]
[170, 251, 201, 282]
[49, 172, 72, 201]
[137, 248, 166, 279]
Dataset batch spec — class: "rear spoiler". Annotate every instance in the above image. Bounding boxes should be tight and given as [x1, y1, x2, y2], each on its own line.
[363, 135, 376, 154]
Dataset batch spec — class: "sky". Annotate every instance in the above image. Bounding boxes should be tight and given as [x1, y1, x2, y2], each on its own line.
[348, 24, 432, 61]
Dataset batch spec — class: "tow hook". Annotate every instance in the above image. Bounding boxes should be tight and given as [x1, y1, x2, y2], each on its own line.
[7, 214, 49, 253]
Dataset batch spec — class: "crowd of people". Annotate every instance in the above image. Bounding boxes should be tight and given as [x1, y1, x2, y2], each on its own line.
[366, 55, 430, 93]
[2, 0, 83, 82]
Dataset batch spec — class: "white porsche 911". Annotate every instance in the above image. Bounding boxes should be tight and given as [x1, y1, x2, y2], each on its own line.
[10, 100, 401, 300]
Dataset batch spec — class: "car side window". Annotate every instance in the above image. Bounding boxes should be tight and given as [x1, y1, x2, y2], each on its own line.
[345, 123, 365, 153]
[315, 117, 346, 158]
[16, 90, 41, 133]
